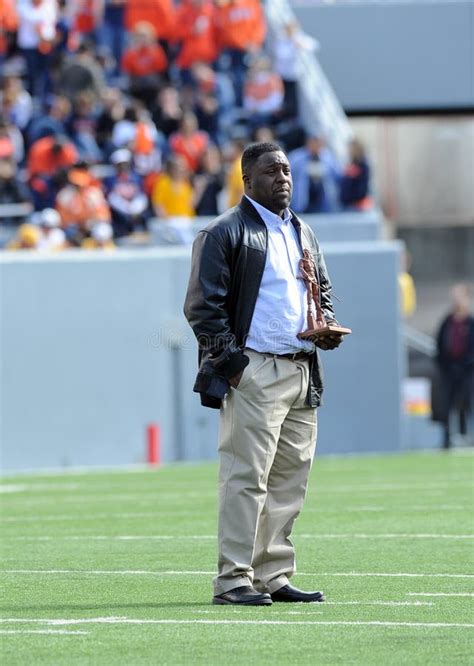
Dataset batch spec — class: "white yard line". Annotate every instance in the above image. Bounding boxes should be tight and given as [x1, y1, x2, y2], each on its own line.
[0, 483, 80, 494]
[4, 533, 473, 541]
[407, 593, 474, 597]
[1, 481, 471, 503]
[0, 629, 89, 635]
[4, 535, 215, 541]
[312, 601, 435, 606]
[0, 492, 214, 503]
[0, 512, 172, 523]
[299, 534, 474, 539]
[0, 569, 216, 575]
[312, 572, 473, 579]
[195, 601, 435, 609]
[308, 505, 468, 513]
[0, 617, 471, 629]
[0, 485, 28, 494]
[1, 569, 472, 580]
[2, 504, 469, 523]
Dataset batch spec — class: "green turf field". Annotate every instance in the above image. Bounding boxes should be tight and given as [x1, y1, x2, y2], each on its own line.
[1, 451, 473, 665]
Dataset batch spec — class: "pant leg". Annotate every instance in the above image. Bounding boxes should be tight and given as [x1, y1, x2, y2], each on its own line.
[213, 351, 300, 595]
[252, 358, 317, 593]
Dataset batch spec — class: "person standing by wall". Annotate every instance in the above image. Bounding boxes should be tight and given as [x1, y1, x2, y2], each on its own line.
[184, 142, 344, 605]
[436, 283, 474, 449]
[17, 0, 57, 101]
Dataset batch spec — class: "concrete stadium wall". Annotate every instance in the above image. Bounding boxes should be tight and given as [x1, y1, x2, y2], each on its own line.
[292, 0, 474, 111]
[148, 210, 383, 247]
[0, 240, 403, 471]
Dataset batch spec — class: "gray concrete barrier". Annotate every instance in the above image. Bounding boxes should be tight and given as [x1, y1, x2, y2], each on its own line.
[0, 239, 402, 471]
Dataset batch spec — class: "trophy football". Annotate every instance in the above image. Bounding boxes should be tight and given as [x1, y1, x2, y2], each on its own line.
[297, 249, 352, 340]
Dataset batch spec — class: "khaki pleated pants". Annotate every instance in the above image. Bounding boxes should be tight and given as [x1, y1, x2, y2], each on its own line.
[214, 349, 317, 595]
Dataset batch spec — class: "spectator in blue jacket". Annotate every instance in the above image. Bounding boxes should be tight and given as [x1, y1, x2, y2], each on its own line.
[289, 134, 341, 213]
[26, 95, 71, 147]
[340, 138, 373, 211]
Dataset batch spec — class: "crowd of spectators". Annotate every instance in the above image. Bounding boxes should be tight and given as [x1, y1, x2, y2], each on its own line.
[0, 0, 373, 251]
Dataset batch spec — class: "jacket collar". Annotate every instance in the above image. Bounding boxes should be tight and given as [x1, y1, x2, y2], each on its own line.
[238, 195, 307, 249]
[238, 195, 266, 227]
[238, 195, 301, 230]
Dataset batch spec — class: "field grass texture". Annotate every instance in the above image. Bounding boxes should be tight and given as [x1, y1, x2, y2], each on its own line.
[1, 451, 473, 665]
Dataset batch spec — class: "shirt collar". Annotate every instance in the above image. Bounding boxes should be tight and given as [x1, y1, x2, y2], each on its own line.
[245, 195, 291, 227]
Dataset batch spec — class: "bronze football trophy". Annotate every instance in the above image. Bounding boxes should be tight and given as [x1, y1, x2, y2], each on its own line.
[297, 249, 352, 340]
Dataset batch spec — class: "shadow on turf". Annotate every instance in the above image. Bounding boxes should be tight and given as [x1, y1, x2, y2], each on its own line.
[0, 602, 212, 612]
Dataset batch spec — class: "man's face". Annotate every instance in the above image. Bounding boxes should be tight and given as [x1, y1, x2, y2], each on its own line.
[244, 151, 292, 215]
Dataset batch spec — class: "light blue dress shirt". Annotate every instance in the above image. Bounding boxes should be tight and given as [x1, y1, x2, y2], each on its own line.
[245, 195, 315, 354]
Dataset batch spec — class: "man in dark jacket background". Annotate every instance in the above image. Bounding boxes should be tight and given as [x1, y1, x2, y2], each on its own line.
[436, 283, 474, 449]
[184, 142, 344, 606]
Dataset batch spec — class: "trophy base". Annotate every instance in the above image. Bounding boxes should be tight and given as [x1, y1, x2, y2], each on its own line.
[298, 324, 352, 340]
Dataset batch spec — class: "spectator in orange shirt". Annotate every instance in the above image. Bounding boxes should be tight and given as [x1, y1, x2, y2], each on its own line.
[125, 0, 175, 45]
[27, 134, 78, 208]
[71, 0, 103, 41]
[243, 55, 284, 128]
[173, 0, 218, 83]
[169, 112, 209, 173]
[0, 0, 18, 60]
[214, 0, 266, 105]
[122, 21, 167, 105]
[56, 165, 112, 246]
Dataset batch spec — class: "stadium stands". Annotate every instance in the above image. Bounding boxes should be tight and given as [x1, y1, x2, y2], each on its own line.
[1, 0, 374, 251]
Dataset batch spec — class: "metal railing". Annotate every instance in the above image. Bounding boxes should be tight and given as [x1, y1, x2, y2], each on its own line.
[264, 0, 353, 165]
[404, 324, 436, 358]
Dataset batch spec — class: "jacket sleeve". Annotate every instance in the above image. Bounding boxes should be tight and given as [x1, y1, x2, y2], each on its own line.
[183, 230, 248, 379]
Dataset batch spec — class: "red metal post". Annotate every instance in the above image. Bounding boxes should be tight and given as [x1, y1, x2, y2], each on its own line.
[146, 423, 160, 466]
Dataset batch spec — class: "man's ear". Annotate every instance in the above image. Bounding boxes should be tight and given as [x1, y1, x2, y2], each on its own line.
[242, 172, 250, 189]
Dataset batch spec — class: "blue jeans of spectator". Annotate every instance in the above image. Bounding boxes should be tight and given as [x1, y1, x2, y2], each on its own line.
[98, 21, 126, 74]
[30, 176, 57, 210]
[23, 48, 51, 101]
[218, 48, 247, 107]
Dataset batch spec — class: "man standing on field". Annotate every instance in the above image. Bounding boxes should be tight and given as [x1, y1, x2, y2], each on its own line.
[184, 142, 344, 605]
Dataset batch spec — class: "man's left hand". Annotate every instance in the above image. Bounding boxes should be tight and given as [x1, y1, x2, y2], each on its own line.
[314, 334, 343, 351]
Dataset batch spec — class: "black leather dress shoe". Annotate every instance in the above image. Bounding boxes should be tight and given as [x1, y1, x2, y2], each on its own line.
[271, 584, 325, 603]
[213, 586, 272, 605]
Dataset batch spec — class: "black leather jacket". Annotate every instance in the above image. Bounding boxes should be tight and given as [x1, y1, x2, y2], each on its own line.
[183, 196, 337, 409]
